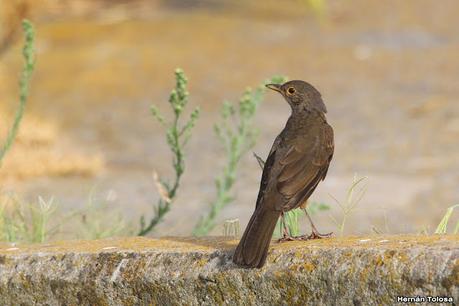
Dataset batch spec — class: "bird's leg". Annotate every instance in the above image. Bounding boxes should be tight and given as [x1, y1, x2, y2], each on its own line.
[282, 213, 291, 238]
[301, 208, 333, 240]
[277, 212, 294, 242]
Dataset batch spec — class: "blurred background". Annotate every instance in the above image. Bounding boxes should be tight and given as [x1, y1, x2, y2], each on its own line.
[1, 0, 458, 238]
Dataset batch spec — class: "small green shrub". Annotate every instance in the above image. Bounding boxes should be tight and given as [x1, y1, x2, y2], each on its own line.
[275, 208, 302, 238]
[138, 69, 200, 236]
[0, 20, 35, 166]
[435, 204, 459, 234]
[274, 202, 331, 238]
[0, 194, 56, 243]
[76, 190, 133, 239]
[0, 190, 134, 243]
[192, 76, 286, 236]
[330, 174, 367, 236]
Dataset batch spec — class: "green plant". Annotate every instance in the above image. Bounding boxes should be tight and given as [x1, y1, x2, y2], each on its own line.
[274, 209, 302, 238]
[435, 204, 459, 234]
[306, 201, 331, 215]
[192, 76, 286, 236]
[138, 69, 199, 236]
[77, 191, 132, 239]
[0, 195, 25, 243]
[330, 174, 367, 236]
[0, 194, 56, 243]
[371, 208, 390, 234]
[30, 196, 56, 242]
[0, 19, 35, 166]
[0, 189, 134, 243]
[273, 202, 330, 238]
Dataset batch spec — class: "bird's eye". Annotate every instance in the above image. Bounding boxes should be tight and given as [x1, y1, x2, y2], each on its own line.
[287, 87, 295, 95]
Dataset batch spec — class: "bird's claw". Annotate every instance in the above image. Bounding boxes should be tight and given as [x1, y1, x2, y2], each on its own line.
[306, 231, 333, 240]
[276, 231, 333, 243]
[280, 231, 333, 241]
[277, 235, 295, 242]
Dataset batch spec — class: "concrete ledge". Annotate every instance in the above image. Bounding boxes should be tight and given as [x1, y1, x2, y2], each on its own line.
[0, 235, 457, 305]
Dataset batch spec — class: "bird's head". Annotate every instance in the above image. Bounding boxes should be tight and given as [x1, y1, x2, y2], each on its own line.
[266, 80, 327, 114]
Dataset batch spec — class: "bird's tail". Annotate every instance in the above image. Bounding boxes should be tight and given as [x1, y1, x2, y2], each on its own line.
[233, 207, 280, 268]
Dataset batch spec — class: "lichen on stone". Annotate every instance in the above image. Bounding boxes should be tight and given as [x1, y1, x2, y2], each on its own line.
[0, 235, 457, 305]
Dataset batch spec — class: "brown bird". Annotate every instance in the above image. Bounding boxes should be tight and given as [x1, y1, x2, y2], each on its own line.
[233, 80, 334, 268]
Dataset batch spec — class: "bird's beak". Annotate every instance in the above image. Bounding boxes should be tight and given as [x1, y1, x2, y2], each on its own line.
[265, 83, 282, 93]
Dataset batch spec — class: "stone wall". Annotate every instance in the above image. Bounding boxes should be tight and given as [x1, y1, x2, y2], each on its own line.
[0, 235, 457, 305]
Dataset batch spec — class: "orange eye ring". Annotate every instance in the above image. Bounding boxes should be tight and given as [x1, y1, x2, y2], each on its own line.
[287, 87, 295, 95]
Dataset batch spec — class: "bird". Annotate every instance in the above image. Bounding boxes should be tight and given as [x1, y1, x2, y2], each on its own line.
[233, 80, 334, 268]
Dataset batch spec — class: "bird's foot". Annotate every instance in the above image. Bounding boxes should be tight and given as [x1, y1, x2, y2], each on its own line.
[306, 230, 333, 240]
[277, 234, 295, 242]
[288, 231, 333, 241]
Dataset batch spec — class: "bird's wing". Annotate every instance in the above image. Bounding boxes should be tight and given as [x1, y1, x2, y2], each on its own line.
[277, 124, 334, 210]
[254, 136, 281, 209]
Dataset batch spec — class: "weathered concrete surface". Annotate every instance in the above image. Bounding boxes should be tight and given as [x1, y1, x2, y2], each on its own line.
[0, 235, 457, 305]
